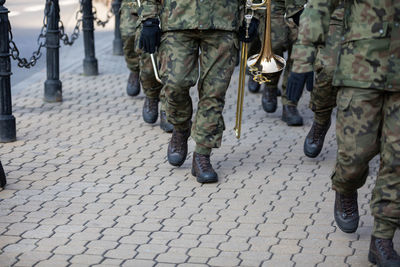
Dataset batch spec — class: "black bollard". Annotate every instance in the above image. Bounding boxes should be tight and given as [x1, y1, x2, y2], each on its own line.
[0, 0, 16, 143]
[44, 0, 62, 102]
[0, 160, 6, 188]
[82, 0, 98, 76]
[112, 0, 123, 55]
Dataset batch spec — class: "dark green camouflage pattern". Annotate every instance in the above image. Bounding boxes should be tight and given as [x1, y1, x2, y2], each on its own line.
[158, 31, 238, 148]
[301, 0, 400, 91]
[120, 0, 140, 72]
[291, 5, 344, 124]
[332, 87, 400, 239]
[139, 0, 241, 32]
[320, 0, 400, 239]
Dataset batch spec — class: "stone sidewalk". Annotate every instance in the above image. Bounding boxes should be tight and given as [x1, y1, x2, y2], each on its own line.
[0, 31, 398, 266]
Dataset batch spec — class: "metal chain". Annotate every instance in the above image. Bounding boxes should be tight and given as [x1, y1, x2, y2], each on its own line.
[59, 1, 83, 46]
[8, 0, 50, 69]
[93, 6, 113, 27]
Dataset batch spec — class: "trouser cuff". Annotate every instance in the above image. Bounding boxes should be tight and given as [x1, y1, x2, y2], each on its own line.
[314, 110, 333, 125]
[174, 121, 191, 131]
[373, 219, 396, 239]
[195, 144, 212, 155]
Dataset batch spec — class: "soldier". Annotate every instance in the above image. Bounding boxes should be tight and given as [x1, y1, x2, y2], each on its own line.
[287, 4, 344, 158]
[256, 0, 306, 127]
[139, 0, 247, 183]
[120, 0, 141, 96]
[133, 10, 172, 131]
[0, 160, 6, 188]
[304, 0, 400, 266]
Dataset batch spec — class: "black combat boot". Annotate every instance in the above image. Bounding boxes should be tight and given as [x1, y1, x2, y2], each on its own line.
[248, 77, 261, 93]
[0, 161, 6, 188]
[126, 71, 140, 96]
[167, 127, 190, 166]
[334, 191, 359, 233]
[160, 111, 173, 133]
[262, 86, 278, 113]
[369, 236, 400, 267]
[281, 105, 303, 126]
[304, 119, 331, 158]
[142, 97, 159, 124]
[191, 152, 218, 183]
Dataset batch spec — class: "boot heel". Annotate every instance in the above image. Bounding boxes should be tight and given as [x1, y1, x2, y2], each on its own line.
[368, 251, 377, 264]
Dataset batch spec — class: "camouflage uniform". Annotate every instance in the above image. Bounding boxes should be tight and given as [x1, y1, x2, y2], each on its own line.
[310, 0, 400, 239]
[134, 25, 165, 109]
[270, 0, 305, 106]
[291, 5, 344, 124]
[120, 0, 140, 73]
[140, 0, 241, 155]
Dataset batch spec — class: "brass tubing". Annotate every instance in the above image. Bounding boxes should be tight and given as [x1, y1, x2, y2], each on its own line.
[150, 53, 162, 83]
[234, 42, 248, 139]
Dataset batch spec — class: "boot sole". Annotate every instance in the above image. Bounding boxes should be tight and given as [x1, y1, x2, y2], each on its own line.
[168, 153, 187, 167]
[191, 168, 218, 183]
[282, 116, 304, 126]
[334, 212, 358, 233]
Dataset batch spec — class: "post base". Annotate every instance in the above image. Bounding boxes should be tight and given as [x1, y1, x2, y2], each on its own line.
[113, 39, 123, 56]
[44, 80, 63, 102]
[83, 58, 99, 76]
[0, 115, 16, 143]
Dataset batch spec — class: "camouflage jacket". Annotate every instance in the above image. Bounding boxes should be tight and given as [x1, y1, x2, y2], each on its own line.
[139, 0, 242, 32]
[283, 0, 306, 18]
[291, 2, 343, 73]
[293, 0, 400, 91]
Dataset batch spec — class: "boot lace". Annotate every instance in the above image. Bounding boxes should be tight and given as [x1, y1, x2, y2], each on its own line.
[312, 122, 328, 143]
[171, 130, 188, 152]
[197, 154, 212, 171]
[341, 194, 357, 216]
[145, 98, 159, 111]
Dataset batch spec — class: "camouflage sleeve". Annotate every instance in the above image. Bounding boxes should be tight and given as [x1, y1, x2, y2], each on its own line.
[138, 0, 161, 22]
[285, 0, 306, 18]
[291, 0, 340, 73]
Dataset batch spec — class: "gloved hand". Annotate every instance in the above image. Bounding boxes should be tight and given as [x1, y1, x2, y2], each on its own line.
[238, 17, 259, 43]
[139, 18, 161, 53]
[286, 71, 314, 103]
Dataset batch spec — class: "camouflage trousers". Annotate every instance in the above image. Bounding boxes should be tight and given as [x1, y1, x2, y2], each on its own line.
[332, 87, 400, 239]
[158, 30, 238, 150]
[120, 0, 139, 73]
[139, 51, 165, 110]
[309, 18, 343, 125]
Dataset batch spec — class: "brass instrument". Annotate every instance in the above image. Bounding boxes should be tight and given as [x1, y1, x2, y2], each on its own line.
[234, 0, 286, 139]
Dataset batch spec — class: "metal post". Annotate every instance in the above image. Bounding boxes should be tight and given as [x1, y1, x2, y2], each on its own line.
[112, 0, 123, 55]
[0, 0, 16, 143]
[82, 0, 98, 75]
[0, 160, 6, 188]
[44, 0, 62, 102]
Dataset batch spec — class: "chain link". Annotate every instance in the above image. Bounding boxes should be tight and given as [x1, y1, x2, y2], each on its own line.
[8, 0, 112, 68]
[59, 1, 83, 46]
[93, 6, 113, 27]
[8, 0, 50, 69]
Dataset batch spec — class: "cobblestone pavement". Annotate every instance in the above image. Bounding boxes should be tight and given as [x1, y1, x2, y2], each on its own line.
[1, 32, 399, 267]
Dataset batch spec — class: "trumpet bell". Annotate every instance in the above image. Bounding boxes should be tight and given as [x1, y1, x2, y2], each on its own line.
[247, 53, 286, 83]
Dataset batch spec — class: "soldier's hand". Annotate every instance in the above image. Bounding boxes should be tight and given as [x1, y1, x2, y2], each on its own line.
[238, 17, 259, 43]
[139, 18, 161, 54]
[286, 71, 314, 103]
